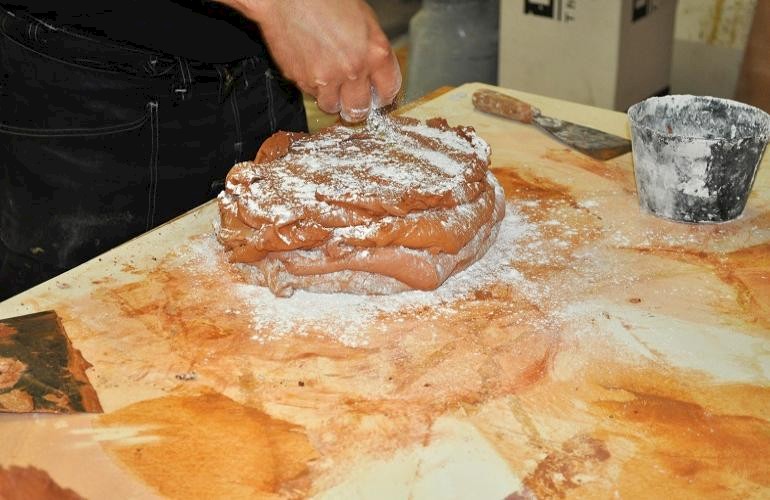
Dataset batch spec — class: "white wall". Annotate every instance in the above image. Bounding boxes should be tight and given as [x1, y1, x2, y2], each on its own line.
[671, 0, 757, 98]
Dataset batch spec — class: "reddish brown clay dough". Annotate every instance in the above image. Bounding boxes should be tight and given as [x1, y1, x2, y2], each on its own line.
[217, 116, 505, 296]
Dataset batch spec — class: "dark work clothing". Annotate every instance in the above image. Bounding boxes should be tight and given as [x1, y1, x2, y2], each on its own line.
[1, 1, 265, 62]
[0, 6, 307, 301]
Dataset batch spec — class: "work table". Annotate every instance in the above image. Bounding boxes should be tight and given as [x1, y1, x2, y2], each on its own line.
[1, 83, 769, 499]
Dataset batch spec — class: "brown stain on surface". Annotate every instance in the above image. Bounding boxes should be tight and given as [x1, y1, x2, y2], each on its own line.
[67, 216, 575, 492]
[707, 0, 726, 44]
[493, 166, 578, 209]
[581, 358, 770, 499]
[491, 166, 603, 280]
[289, 283, 563, 460]
[41, 145, 769, 497]
[630, 241, 770, 330]
[466, 327, 770, 499]
[517, 434, 611, 499]
[542, 148, 634, 190]
[0, 465, 84, 500]
[718, 242, 770, 329]
[0, 324, 17, 341]
[95, 264, 257, 362]
[597, 391, 770, 497]
[99, 391, 318, 500]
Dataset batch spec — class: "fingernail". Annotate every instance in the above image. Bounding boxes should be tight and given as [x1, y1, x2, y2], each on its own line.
[317, 101, 341, 114]
[341, 107, 369, 122]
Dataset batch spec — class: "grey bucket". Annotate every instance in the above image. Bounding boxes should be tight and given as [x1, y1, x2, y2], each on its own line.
[627, 95, 770, 223]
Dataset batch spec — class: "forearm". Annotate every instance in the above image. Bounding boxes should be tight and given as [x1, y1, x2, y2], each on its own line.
[211, 0, 271, 24]
[207, 0, 401, 122]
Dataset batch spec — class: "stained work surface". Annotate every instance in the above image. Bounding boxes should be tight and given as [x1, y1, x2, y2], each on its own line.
[99, 392, 318, 499]
[0, 84, 769, 499]
[0, 311, 102, 413]
[0, 465, 84, 500]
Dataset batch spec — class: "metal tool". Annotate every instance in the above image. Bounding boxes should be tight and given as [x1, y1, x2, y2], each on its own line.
[472, 89, 632, 161]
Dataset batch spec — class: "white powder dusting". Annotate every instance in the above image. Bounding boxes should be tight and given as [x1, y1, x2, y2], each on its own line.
[220, 117, 490, 227]
[677, 159, 710, 198]
[400, 123, 490, 160]
[185, 203, 536, 347]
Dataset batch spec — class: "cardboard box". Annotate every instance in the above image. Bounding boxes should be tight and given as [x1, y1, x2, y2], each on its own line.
[499, 0, 678, 111]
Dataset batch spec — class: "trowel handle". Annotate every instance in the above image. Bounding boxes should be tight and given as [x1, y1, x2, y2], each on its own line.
[472, 89, 538, 124]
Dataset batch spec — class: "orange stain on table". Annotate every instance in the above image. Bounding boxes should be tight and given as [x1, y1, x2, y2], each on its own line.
[44, 155, 768, 498]
[597, 391, 770, 497]
[95, 263, 256, 352]
[98, 391, 318, 500]
[0, 465, 84, 500]
[76, 232, 571, 488]
[326, 288, 551, 422]
[460, 316, 770, 499]
[630, 241, 770, 331]
[493, 166, 578, 210]
[719, 242, 770, 330]
[579, 358, 770, 498]
[542, 148, 634, 190]
[518, 434, 611, 499]
[492, 166, 603, 282]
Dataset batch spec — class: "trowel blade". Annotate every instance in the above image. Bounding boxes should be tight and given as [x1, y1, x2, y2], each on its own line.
[534, 115, 632, 161]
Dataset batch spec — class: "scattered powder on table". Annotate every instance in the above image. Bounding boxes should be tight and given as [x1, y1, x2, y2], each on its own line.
[182, 203, 536, 347]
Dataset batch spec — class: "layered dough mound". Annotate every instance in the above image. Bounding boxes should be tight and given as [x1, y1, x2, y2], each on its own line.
[216, 116, 505, 297]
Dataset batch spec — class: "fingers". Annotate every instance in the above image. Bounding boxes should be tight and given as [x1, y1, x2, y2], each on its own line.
[370, 50, 402, 107]
[338, 46, 401, 121]
[295, 81, 316, 96]
[306, 52, 401, 121]
[364, 15, 401, 108]
[257, 0, 401, 122]
[339, 75, 372, 123]
[315, 82, 342, 114]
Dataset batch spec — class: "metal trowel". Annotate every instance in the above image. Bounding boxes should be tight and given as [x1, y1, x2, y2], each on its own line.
[472, 89, 632, 161]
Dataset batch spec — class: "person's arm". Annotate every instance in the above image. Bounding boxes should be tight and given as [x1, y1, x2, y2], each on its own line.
[217, 0, 402, 122]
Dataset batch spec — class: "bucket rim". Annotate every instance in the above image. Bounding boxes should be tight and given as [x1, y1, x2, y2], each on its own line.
[627, 94, 770, 142]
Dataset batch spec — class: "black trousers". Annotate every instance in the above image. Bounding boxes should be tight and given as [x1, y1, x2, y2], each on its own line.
[0, 8, 307, 301]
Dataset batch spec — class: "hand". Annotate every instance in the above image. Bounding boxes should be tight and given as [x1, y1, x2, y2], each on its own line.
[224, 0, 402, 122]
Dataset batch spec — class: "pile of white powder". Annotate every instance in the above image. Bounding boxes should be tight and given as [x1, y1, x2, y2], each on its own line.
[184, 203, 537, 347]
